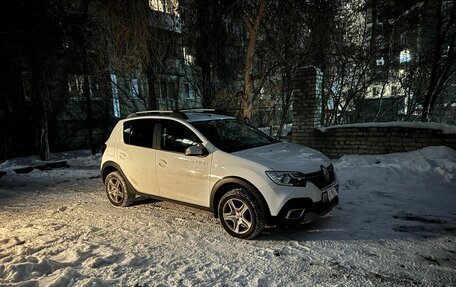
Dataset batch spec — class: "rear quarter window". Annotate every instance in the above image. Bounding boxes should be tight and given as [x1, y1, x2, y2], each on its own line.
[123, 119, 155, 148]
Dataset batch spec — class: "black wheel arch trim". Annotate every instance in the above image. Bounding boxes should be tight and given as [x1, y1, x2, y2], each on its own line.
[102, 161, 123, 182]
[101, 161, 137, 193]
[210, 176, 271, 220]
[101, 161, 140, 204]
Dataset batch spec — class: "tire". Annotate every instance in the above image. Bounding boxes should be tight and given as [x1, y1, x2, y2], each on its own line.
[105, 171, 135, 207]
[218, 188, 265, 239]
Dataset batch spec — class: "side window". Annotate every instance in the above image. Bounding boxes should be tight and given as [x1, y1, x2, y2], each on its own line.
[123, 119, 155, 148]
[161, 121, 200, 153]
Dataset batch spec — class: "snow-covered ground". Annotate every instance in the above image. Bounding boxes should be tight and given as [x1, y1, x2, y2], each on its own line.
[1, 147, 455, 286]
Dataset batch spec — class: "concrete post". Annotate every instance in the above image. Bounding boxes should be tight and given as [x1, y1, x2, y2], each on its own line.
[291, 66, 323, 146]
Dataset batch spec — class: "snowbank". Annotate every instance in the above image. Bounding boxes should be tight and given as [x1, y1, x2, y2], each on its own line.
[0, 150, 101, 188]
[338, 146, 456, 183]
[0, 150, 100, 172]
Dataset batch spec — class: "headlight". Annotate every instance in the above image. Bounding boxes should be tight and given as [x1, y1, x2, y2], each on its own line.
[265, 171, 306, 186]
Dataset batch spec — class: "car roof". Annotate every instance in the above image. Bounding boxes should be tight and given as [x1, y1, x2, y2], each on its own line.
[125, 110, 235, 122]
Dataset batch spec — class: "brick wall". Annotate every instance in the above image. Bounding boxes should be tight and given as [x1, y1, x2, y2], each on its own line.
[311, 126, 456, 158]
[291, 66, 456, 159]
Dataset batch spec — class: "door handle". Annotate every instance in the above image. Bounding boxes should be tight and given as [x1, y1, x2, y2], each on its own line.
[158, 159, 167, 167]
[119, 152, 127, 160]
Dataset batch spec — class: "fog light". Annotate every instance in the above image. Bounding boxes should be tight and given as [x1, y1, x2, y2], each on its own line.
[285, 208, 305, 219]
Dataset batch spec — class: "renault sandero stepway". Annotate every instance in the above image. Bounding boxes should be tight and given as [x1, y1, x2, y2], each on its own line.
[101, 110, 339, 239]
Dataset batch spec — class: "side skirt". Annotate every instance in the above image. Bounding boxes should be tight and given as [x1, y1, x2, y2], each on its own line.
[133, 190, 213, 213]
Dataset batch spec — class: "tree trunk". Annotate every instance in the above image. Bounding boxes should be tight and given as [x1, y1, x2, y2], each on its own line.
[174, 80, 179, 110]
[421, 0, 444, 121]
[30, 57, 51, 161]
[201, 61, 212, 108]
[276, 73, 291, 139]
[82, 46, 96, 154]
[242, 0, 267, 121]
[147, 72, 157, 110]
[39, 94, 50, 161]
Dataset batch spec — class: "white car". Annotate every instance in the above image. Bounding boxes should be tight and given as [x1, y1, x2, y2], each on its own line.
[101, 110, 339, 239]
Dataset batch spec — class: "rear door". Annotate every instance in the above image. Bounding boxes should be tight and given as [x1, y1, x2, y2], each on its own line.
[117, 119, 159, 195]
[155, 120, 212, 206]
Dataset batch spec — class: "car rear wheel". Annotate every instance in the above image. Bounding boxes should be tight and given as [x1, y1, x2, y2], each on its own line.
[218, 188, 265, 239]
[105, 171, 135, 207]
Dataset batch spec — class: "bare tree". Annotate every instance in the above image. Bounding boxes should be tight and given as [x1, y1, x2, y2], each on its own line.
[241, 0, 267, 121]
[421, 0, 456, 121]
[25, 0, 68, 160]
[319, 1, 376, 125]
[251, 0, 310, 135]
[147, 0, 182, 110]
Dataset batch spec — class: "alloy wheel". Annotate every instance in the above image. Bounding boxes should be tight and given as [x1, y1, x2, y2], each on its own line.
[107, 177, 124, 204]
[222, 198, 253, 235]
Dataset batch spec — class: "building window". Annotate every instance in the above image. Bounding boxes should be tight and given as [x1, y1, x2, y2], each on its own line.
[372, 87, 379, 98]
[159, 81, 176, 99]
[443, 45, 450, 57]
[68, 75, 102, 100]
[376, 57, 384, 66]
[149, 0, 179, 15]
[400, 32, 408, 45]
[130, 78, 140, 99]
[182, 47, 194, 65]
[376, 35, 384, 49]
[111, 73, 121, 118]
[376, 0, 384, 12]
[400, 49, 411, 63]
[68, 75, 85, 99]
[391, 86, 397, 96]
[442, 1, 453, 17]
[21, 71, 33, 102]
[184, 82, 194, 100]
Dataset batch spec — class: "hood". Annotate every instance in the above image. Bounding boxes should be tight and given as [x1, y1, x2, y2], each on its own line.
[232, 142, 331, 173]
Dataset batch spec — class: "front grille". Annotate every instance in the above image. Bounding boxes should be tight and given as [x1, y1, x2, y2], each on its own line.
[302, 164, 335, 189]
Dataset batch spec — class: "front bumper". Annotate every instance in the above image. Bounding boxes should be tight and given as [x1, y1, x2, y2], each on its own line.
[258, 178, 339, 217]
[269, 193, 339, 226]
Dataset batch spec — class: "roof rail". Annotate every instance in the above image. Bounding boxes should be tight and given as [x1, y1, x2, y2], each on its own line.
[179, 108, 216, 113]
[181, 108, 236, 117]
[127, 110, 188, 119]
[136, 110, 173, 115]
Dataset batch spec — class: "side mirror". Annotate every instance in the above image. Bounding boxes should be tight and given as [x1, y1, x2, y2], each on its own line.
[185, 145, 203, 156]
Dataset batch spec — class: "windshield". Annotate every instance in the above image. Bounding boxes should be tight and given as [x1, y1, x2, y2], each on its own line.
[191, 119, 279, 153]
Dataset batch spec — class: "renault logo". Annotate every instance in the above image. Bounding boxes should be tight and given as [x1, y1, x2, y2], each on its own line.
[321, 166, 330, 182]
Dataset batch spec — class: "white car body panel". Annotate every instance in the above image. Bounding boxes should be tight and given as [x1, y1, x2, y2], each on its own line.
[156, 150, 212, 206]
[232, 142, 331, 173]
[118, 145, 159, 195]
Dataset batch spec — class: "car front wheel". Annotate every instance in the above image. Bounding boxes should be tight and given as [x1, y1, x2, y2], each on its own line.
[218, 188, 265, 239]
